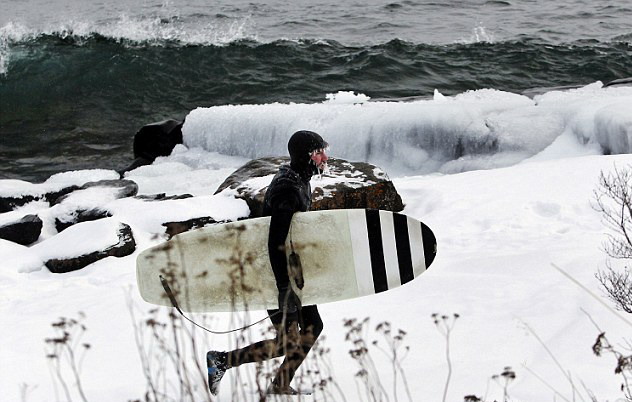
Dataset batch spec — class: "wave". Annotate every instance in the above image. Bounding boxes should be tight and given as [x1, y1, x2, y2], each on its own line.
[181, 84, 632, 176]
[1, 24, 631, 181]
[3, 32, 630, 86]
[0, 16, 257, 46]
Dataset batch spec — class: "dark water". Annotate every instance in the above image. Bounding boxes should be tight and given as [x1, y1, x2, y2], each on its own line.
[1, 0, 632, 182]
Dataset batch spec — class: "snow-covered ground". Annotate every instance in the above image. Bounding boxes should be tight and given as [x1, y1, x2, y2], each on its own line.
[2, 83, 632, 401]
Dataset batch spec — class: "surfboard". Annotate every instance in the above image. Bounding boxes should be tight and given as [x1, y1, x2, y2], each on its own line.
[136, 209, 437, 312]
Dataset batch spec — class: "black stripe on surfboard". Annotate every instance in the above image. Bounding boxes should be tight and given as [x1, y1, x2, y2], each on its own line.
[365, 209, 388, 293]
[393, 212, 414, 285]
[421, 222, 437, 268]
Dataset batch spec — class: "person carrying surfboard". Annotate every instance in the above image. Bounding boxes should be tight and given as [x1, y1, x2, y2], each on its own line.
[206, 130, 329, 396]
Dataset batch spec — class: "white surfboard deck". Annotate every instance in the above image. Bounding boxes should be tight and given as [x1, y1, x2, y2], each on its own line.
[136, 209, 436, 312]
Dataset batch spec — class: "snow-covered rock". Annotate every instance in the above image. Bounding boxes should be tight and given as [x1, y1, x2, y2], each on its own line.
[0, 214, 43, 245]
[31, 218, 136, 273]
[49, 179, 138, 232]
[0, 170, 121, 212]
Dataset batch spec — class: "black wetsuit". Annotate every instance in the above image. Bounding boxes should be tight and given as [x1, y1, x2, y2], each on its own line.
[226, 131, 326, 386]
[262, 164, 323, 333]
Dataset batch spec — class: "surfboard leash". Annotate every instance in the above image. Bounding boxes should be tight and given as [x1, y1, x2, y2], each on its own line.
[158, 275, 280, 335]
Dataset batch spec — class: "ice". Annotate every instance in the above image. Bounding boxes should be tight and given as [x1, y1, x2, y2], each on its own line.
[324, 91, 371, 104]
[535, 82, 632, 154]
[182, 83, 632, 176]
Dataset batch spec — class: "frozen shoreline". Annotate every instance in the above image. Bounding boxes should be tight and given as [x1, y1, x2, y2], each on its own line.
[2, 151, 632, 401]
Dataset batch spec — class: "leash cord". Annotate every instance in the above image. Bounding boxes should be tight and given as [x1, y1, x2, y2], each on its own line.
[159, 275, 279, 335]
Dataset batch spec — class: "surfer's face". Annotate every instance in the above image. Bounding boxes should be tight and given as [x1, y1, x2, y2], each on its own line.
[310, 148, 328, 170]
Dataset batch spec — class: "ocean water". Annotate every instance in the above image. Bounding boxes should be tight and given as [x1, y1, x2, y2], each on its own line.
[1, 0, 631, 181]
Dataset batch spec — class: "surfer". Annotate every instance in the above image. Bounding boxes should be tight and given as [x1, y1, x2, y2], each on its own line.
[206, 130, 329, 396]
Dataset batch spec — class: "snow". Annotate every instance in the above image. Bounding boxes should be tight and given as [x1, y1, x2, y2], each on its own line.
[2, 154, 632, 401]
[0, 169, 120, 198]
[0, 239, 43, 274]
[124, 147, 249, 196]
[30, 217, 124, 262]
[0, 200, 48, 227]
[107, 193, 250, 234]
[2, 83, 632, 401]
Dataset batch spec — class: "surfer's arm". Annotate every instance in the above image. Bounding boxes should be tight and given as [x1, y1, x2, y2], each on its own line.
[268, 210, 293, 290]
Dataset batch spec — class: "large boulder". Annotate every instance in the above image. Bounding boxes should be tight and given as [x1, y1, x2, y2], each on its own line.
[32, 218, 136, 274]
[0, 214, 43, 245]
[214, 157, 404, 217]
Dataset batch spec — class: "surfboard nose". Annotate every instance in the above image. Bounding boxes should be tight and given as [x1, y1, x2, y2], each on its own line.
[421, 222, 437, 268]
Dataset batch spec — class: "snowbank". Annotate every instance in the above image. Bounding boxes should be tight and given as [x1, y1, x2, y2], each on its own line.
[2, 152, 632, 401]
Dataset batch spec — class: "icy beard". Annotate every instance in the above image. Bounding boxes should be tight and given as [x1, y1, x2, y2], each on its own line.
[309, 159, 329, 178]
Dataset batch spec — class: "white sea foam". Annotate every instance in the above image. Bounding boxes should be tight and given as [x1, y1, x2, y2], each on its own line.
[456, 24, 496, 44]
[0, 13, 257, 48]
[0, 21, 34, 75]
[182, 83, 632, 176]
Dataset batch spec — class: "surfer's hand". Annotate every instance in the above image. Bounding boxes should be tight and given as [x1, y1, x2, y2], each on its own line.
[278, 286, 301, 316]
[288, 251, 304, 290]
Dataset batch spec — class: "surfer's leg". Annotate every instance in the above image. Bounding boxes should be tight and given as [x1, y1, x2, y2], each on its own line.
[225, 309, 289, 367]
[271, 305, 323, 388]
[298, 305, 324, 348]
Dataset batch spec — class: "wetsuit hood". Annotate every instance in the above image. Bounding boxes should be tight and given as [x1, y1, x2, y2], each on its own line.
[287, 130, 328, 180]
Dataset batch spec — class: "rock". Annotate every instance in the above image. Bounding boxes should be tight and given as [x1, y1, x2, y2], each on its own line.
[134, 193, 194, 201]
[162, 217, 221, 238]
[1, 184, 79, 212]
[0, 214, 43, 245]
[0, 173, 128, 212]
[53, 179, 138, 206]
[84, 179, 138, 197]
[0, 195, 39, 213]
[44, 222, 136, 273]
[49, 180, 139, 231]
[55, 208, 113, 233]
[44, 185, 81, 205]
[119, 119, 184, 175]
[214, 157, 286, 215]
[215, 157, 404, 217]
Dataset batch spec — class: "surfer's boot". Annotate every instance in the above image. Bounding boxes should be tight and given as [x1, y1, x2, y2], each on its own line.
[207, 351, 228, 395]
